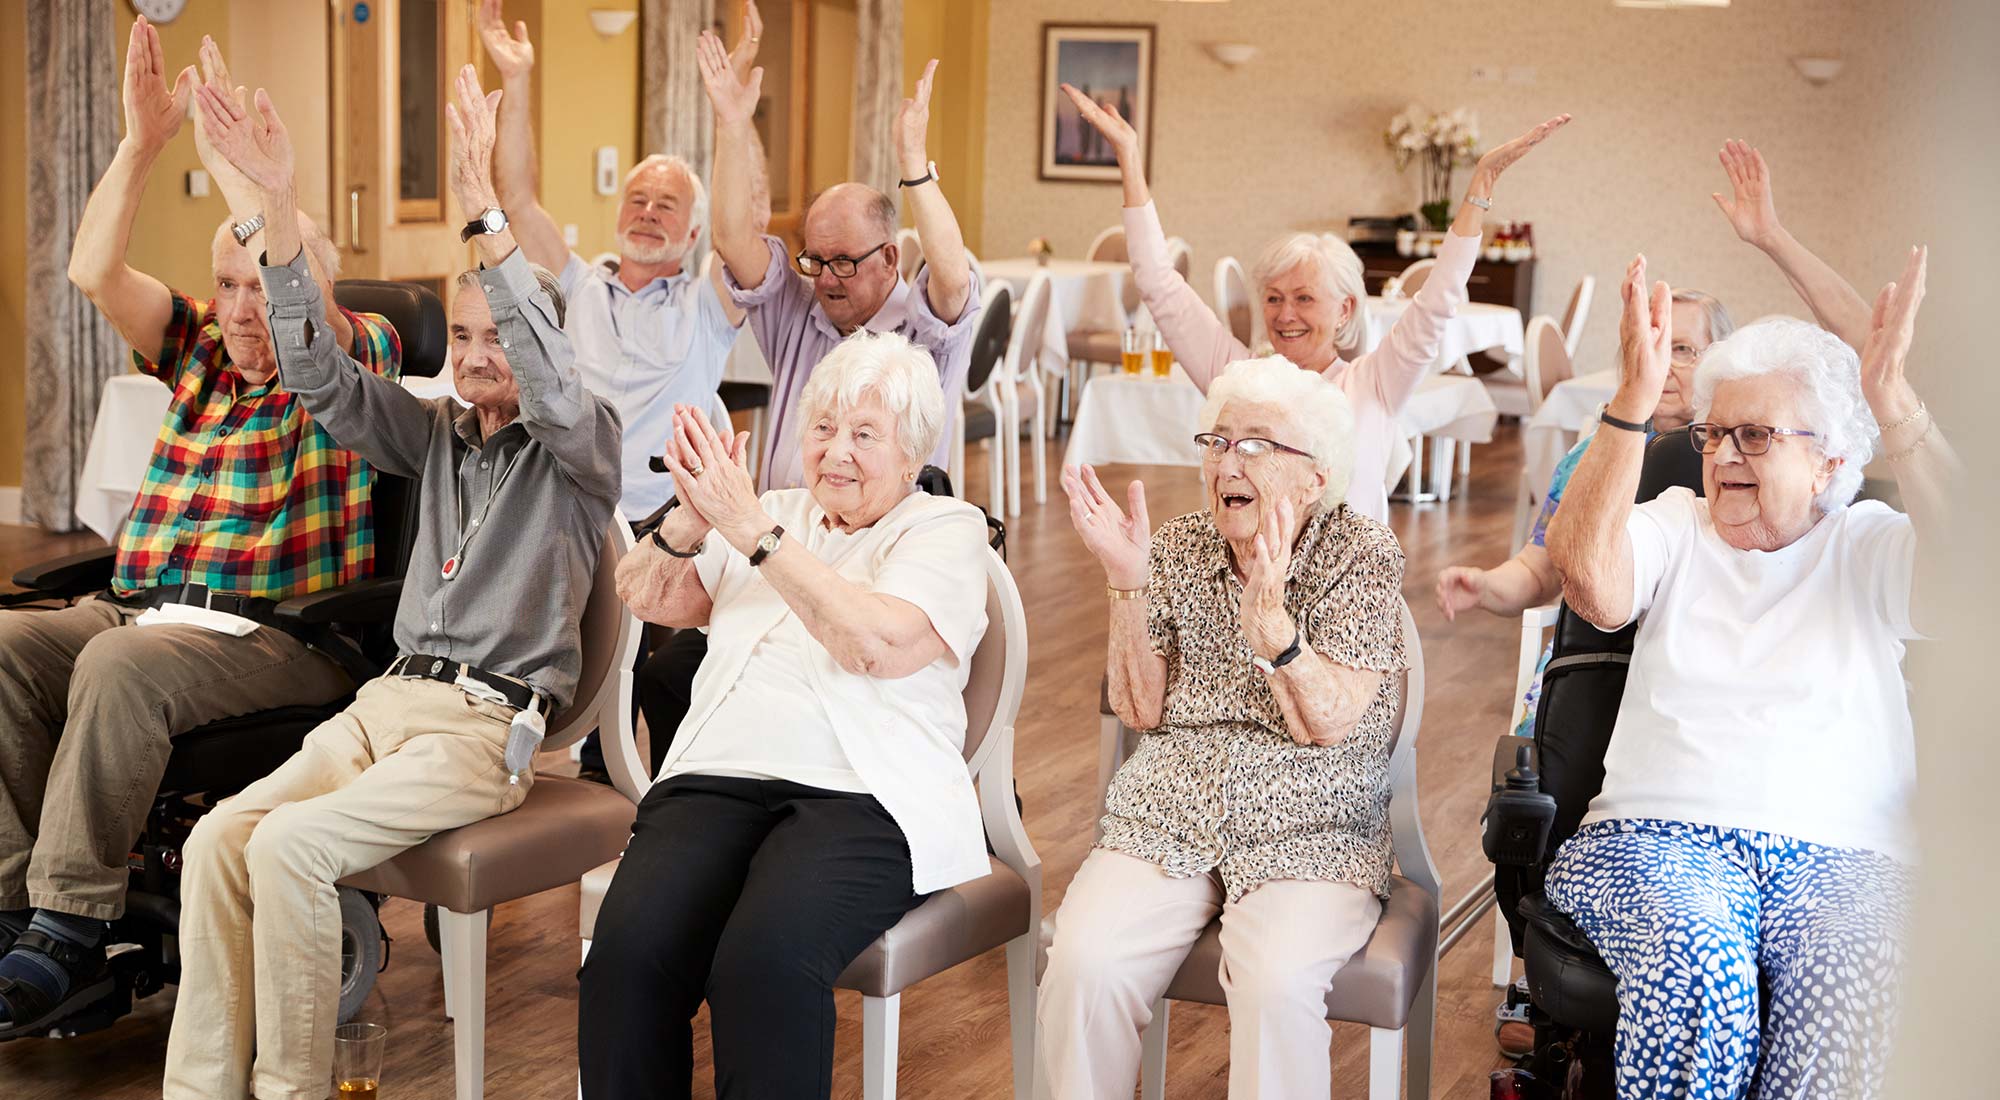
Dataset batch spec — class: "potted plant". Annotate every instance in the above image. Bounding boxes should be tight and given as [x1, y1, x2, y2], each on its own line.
[1386, 104, 1481, 232]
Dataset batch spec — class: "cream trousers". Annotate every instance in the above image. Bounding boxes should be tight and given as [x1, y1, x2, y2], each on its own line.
[162, 675, 528, 1100]
[1037, 848, 1382, 1100]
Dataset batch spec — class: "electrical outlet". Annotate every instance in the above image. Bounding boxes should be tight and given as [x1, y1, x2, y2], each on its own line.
[594, 147, 619, 197]
[563, 224, 579, 247]
[187, 169, 210, 198]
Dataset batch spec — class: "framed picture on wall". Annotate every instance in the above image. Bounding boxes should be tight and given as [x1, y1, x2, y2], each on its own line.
[1039, 23, 1155, 183]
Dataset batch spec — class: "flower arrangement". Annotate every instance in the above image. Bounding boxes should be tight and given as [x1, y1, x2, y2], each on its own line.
[1385, 104, 1481, 231]
[1029, 236, 1054, 266]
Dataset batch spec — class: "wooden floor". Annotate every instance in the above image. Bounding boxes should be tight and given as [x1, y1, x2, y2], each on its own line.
[1, 424, 1534, 1100]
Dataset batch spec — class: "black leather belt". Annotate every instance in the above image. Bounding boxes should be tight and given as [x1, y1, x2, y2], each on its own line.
[127, 583, 280, 623]
[388, 653, 538, 711]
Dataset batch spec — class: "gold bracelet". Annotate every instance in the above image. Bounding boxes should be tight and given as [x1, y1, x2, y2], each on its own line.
[1879, 401, 1927, 434]
[1107, 585, 1146, 601]
[1884, 420, 1937, 463]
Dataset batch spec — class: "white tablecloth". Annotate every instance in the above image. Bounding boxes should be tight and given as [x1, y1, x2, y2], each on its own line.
[1522, 368, 1618, 498]
[1361, 297, 1525, 364]
[75, 369, 463, 543]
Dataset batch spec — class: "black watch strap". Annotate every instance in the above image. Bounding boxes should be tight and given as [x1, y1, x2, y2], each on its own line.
[899, 168, 936, 188]
[650, 528, 703, 559]
[1599, 409, 1651, 434]
[1268, 626, 1305, 670]
[748, 524, 785, 567]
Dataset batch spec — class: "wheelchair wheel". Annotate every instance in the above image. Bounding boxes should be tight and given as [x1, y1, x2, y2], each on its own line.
[337, 887, 382, 1024]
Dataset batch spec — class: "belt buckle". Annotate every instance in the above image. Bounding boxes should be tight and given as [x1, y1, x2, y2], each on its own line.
[430, 658, 446, 676]
[184, 582, 211, 610]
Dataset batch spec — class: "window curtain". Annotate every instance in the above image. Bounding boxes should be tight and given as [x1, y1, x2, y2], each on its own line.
[641, 0, 715, 190]
[851, 0, 903, 212]
[22, 0, 121, 531]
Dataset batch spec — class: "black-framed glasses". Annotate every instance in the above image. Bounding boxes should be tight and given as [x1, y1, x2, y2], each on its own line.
[1687, 422, 1818, 456]
[794, 241, 890, 278]
[1193, 433, 1314, 462]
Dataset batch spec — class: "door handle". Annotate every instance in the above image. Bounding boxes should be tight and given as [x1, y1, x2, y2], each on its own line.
[347, 186, 367, 254]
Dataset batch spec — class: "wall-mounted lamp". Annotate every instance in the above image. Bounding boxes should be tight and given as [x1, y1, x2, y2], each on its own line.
[1790, 56, 1844, 85]
[588, 9, 639, 37]
[1203, 43, 1258, 69]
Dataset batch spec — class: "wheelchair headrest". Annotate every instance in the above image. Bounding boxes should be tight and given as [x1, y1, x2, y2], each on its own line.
[334, 279, 448, 379]
[1638, 426, 1704, 502]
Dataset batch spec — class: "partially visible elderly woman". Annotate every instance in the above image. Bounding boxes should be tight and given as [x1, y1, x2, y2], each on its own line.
[1039, 357, 1408, 1099]
[582, 330, 994, 1099]
[1061, 86, 1568, 521]
[1545, 248, 1953, 1099]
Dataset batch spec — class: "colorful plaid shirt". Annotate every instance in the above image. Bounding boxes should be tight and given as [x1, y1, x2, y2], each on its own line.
[110, 291, 403, 599]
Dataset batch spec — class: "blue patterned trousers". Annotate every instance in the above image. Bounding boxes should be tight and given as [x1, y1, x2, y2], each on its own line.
[1545, 819, 1912, 1099]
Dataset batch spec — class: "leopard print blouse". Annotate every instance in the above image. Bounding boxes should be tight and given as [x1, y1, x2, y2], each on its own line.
[1097, 504, 1408, 902]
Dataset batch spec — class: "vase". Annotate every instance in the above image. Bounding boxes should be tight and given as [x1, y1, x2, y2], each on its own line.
[1419, 201, 1452, 232]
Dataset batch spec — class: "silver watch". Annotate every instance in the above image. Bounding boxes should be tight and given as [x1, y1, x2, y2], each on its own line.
[230, 213, 266, 246]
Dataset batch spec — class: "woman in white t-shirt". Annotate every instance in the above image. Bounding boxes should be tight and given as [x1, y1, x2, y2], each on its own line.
[582, 331, 993, 1099]
[1544, 250, 1954, 1100]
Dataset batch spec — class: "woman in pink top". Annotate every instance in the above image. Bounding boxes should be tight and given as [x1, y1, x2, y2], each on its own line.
[1062, 85, 1569, 521]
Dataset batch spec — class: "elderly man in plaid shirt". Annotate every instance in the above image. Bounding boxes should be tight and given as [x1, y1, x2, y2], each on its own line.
[0, 19, 399, 1035]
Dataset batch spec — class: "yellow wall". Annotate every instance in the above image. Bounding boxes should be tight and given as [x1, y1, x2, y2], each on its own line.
[533, 0, 638, 261]
[0, 0, 23, 487]
[125, 0, 239, 302]
[808, 0, 857, 199]
[903, 0, 985, 253]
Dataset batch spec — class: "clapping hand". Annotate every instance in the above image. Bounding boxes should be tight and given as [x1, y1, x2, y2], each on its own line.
[444, 65, 505, 220]
[658, 405, 763, 552]
[475, 0, 535, 81]
[727, 0, 764, 83]
[1712, 139, 1782, 249]
[1468, 114, 1572, 196]
[1059, 83, 1141, 165]
[1858, 246, 1928, 426]
[1609, 255, 1672, 423]
[696, 29, 762, 128]
[897, 59, 939, 174]
[191, 36, 254, 192]
[1061, 465, 1151, 591]
[1241, 493, 1300, 661]
[1434, 566, 1488, 622]
[123, 16, 195, 154]
[194, 82, 294, 197]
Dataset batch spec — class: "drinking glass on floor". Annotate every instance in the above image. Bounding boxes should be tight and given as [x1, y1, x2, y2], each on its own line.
[334, 1022, 387, 1098]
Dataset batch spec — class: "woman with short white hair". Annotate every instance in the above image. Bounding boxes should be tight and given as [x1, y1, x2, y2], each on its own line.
[1042, 357, 1409, 1098]
[586, 329, 994, 1098]
[1545, 250, 1955, 1098]
[1062, 86, 1568, 521]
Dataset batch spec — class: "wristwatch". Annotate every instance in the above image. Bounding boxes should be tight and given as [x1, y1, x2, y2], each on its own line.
[748, 525, 785, 567]
[1599, 408, 1651, 434]
[898, 161, 939, 189]
[460, 207, 510, 242]
[1250, 626, 1304, 675]
[229, 213, 266, 246]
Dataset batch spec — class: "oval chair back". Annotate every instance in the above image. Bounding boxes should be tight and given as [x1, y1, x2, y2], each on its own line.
[1560, 275, 1595, 359]
[1522, 315, 1573, 415]
[1213, 256, 1256, 349]
[1085, 224, 1127, 263]
[540, 518, 645, 798]
[965, 280, 1014, 398]
[896, 227, 924, 282]
[1395, 257, 1438, 298]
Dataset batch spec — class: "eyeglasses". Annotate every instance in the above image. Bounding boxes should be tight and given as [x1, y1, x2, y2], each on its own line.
[1670, 341, 1704, 366]
[794, 242, 890, 279]
[1687, 422, 1818, 456]
[1193, 433, 1314, 462]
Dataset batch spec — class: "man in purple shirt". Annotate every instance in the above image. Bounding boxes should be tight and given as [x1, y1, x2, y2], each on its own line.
[696, 34, 981, 492]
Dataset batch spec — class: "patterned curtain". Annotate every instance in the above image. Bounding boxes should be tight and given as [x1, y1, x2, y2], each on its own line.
[641, 0, 715, 186]
[851, 0, 903, 212]
[23, 0, 120, 531]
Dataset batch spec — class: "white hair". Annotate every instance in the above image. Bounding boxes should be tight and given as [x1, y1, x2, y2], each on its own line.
[1197, 355, 1356, 511]
[1691, 316, 1878, 513]
[624, 153, 709, 233]
[1250, 232, 1373, 356]
[797, 330, 946, 465]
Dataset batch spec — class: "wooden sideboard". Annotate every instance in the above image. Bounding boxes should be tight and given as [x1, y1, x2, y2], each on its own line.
[1348, 240, 1536, 318]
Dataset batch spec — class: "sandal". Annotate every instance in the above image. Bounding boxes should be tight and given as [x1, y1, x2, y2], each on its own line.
[0, 930, 112, 1040]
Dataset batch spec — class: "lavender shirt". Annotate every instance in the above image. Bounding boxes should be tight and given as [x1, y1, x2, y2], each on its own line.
[723, 235, 982, 490]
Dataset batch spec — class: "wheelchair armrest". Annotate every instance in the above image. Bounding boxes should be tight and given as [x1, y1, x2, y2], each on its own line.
[273, 577, 404, 626]
[1518, 892, 1600, 958]
[9, 546, 116, 597]
[1484, 735, 1556, 866]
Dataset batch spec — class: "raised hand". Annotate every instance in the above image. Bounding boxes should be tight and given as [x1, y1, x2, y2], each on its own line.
[123, 16, 195, 154]
[1609, 255, 1673, 423]
[696, 29, 762, 128]
[191, 36, 251, 185]
[1711, 139, 1783, 248]
[1468, 114, 1572, 195]
[1061, 464, 1151, 591]
[659, 404, 764, 551]
[1240, 495, 1299, 667]
[897, 59, 939, 172]
[1434, 566, 1488, 622]
[444, 64, 505, 218]
[1059, 83, 1140, 164]
[195, 83, 294, 196]
[1858, 246, 1928, 424]
[727, 0, 764, 83]
[476, 0, 535, 80]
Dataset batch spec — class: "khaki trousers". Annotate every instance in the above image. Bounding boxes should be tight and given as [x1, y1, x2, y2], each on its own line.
[0, 599, 350, 919]
[162, 675, 530, 1100]
[1037, 848, 1382, 1100]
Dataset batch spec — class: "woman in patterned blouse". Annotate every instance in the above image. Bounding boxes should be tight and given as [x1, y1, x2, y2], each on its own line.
[1038, 356, 1410, 1099]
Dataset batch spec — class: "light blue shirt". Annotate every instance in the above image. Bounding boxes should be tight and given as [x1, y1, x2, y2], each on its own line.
[560, 253, 740, 517]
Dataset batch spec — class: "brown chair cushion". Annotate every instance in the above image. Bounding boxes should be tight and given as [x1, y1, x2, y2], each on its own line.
[835, 857, 1031, 999]
[1160, 873, 1438, 1031]
[1067, 329, 1123, 365]
[340, 776, 637, 914]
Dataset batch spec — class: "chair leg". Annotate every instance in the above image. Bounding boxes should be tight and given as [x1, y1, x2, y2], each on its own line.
[440, 907, 490, 1100]
[1369, 1024, 1404, 1100]
[1005, 934, 1037, 1100]
[863, 992, 901, 1100]
[1431, 440, 1455, 503]
[577, 939, 591, 1100]
[1032, 383, 1048, 506]
[1138, 998, 1168, 1100]
[1407, 962, 1437, 1100]
[441, 916, 457, 1019]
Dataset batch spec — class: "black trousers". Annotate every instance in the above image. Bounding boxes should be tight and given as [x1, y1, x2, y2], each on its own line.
[635, 629, 709, 774]
[577, 774, 925, 1100]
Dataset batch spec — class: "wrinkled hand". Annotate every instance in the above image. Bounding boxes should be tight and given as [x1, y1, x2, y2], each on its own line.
[1434, 566, 1488, 622]
[896, 59, 938, 172]
[1859, 246, 1928, 424]
[476, 0, 535, 80]
[191, 36, 252, 187]
[1061, 465, 1151, 591]
[123, 16, 195, 153]
[696, 30, 762, 128]
[1711, 139, 1783, 248]
[444, 65, 505, 218]
[1468, 114, 1571, 195]
[1059, 82, 1141, 164]
[1241, 495, 1300, 669]
[727, 0, 764, 83]
[195, 83, 293, 196]
[659, 404, 765, 552]
[1609, 255, 1672, 423]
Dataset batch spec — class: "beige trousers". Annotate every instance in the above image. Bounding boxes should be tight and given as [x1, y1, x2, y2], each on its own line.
[0, 598, 350, 918]
[1037, 848, 1382, 1100]
[162, 675, 530, 1100]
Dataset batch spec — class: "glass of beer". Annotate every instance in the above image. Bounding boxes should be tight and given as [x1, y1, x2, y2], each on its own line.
[334, 1022, 387, 1098]
[1149, 331, 1173, 378]
[1120, 328, 1145, 375]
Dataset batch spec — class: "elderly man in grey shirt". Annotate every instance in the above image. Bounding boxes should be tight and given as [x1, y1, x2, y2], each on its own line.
[159, 70, 619, 1099]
